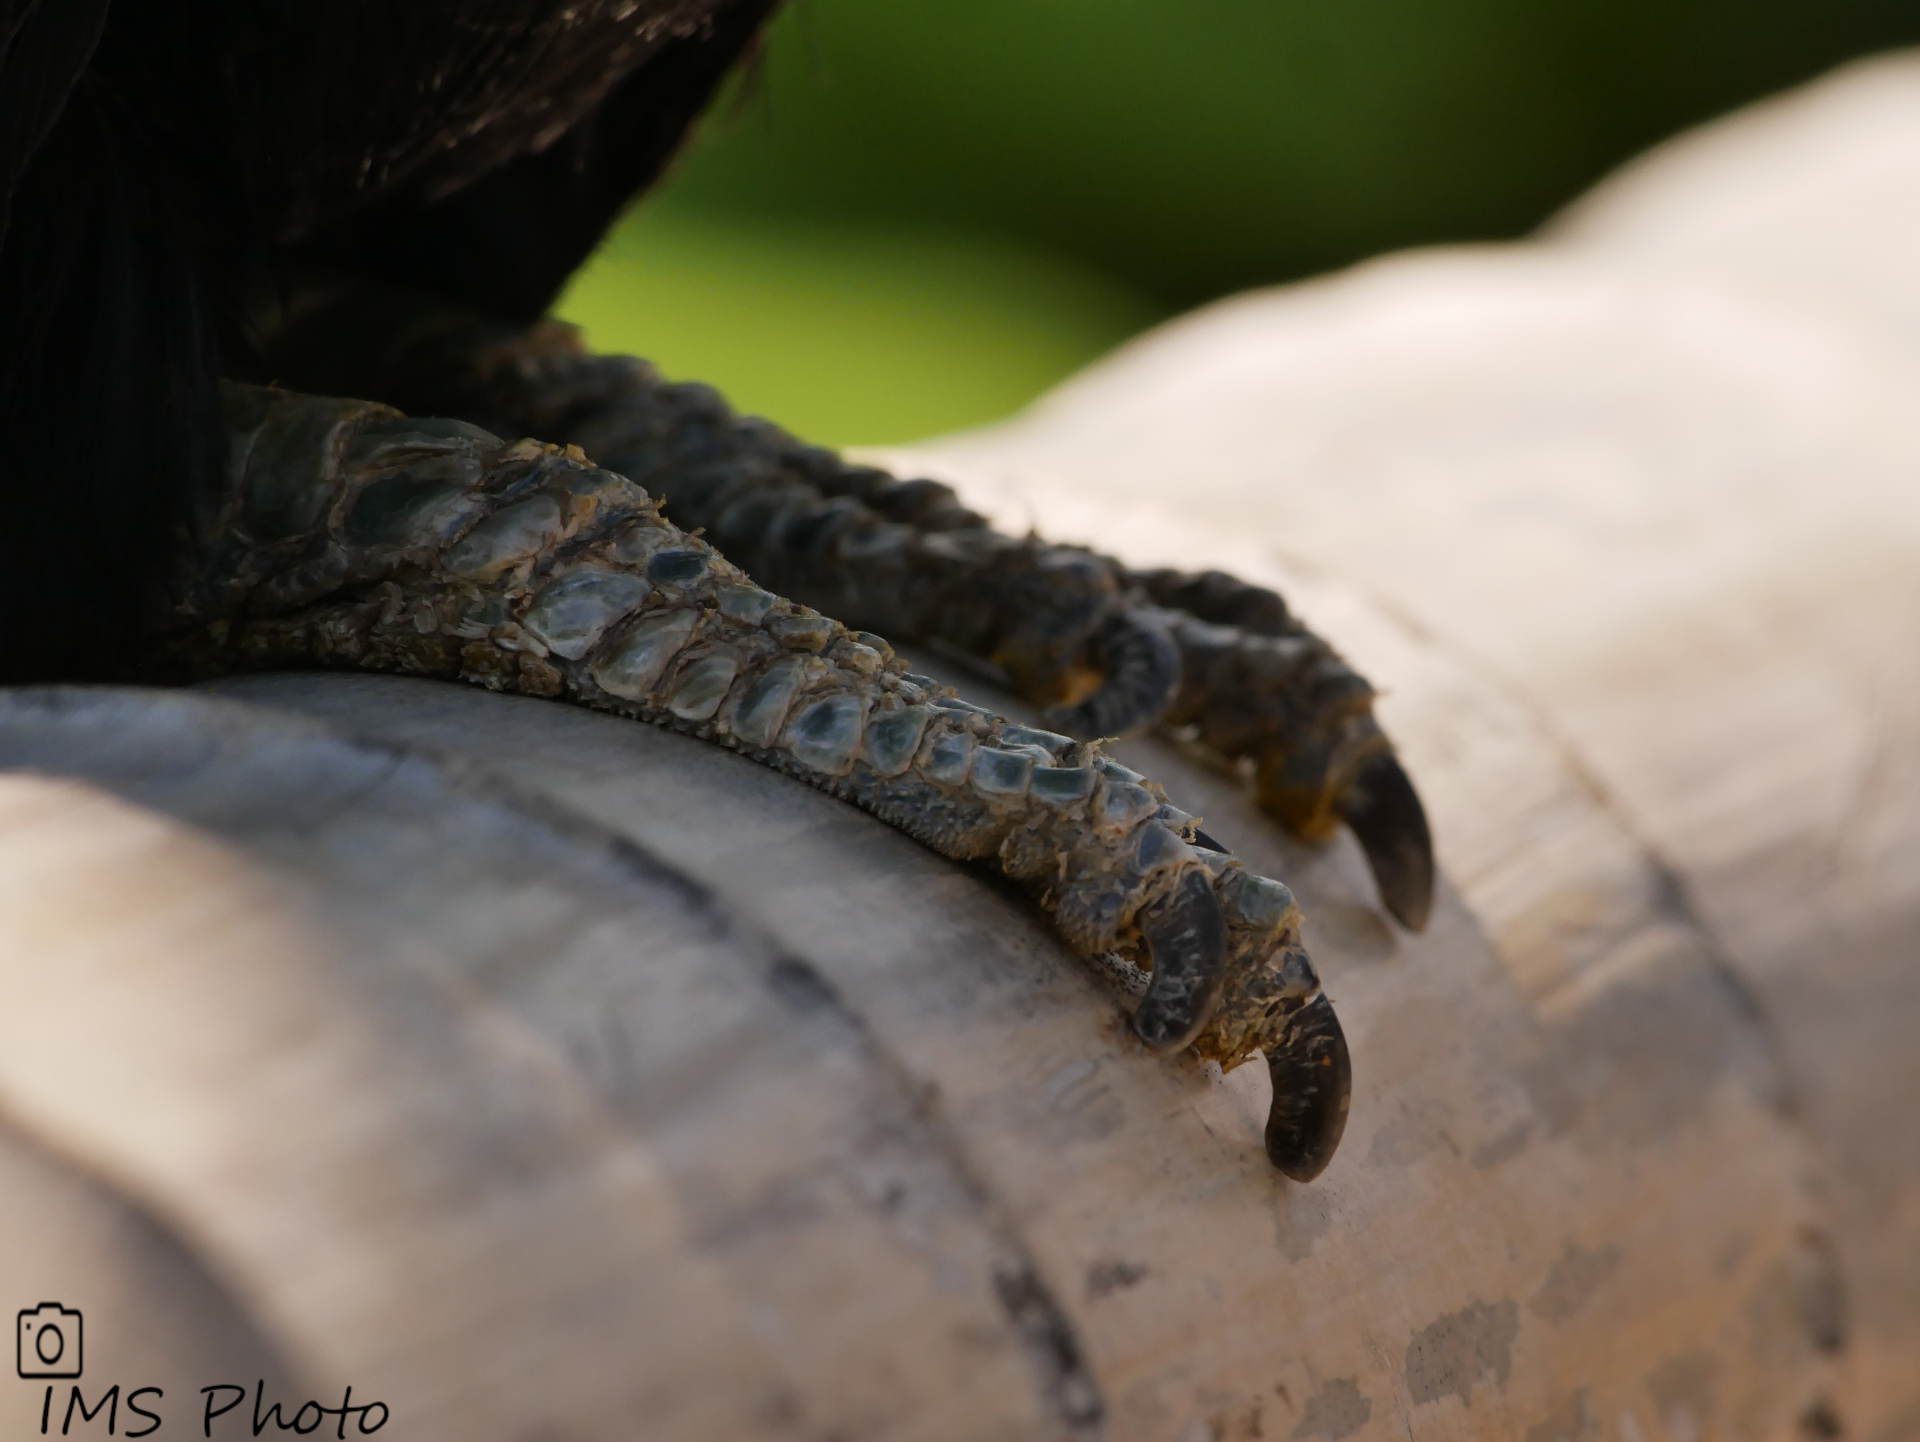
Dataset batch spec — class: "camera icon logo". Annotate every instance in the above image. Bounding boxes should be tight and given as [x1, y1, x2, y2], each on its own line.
[17, 1303, 82, 1379]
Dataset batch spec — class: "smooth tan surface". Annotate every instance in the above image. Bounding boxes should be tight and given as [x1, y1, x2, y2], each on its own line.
[0, 670, 1829, 1441]
[880, 49, 1920, 1440]
[0, 769, 802, 1442]
[224, 667, 1825, 1442]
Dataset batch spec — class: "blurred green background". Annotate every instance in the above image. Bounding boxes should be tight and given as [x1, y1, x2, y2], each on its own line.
[557, 0, 1920, 446]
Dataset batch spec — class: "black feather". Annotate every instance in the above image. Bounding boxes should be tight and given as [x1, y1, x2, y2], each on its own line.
[0, 0, 772, 679]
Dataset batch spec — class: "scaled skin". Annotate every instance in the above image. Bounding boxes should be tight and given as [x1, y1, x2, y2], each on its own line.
[152, 384, 1350, 1178]
[261, 294, 1435, 932]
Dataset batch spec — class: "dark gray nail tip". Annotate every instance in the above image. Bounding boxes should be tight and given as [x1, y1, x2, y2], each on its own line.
[1263, 993, 1351, 1182]
[1131, 870, 1228, 1053]
[1338, 751, 1435, 933]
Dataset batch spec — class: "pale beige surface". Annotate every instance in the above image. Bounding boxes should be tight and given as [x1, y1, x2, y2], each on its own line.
[230, 668, 1827, 1442]
[0, 670, 1830, 1442]
[876, 48, 1920, 1440]
[0, 772, 800, 1442]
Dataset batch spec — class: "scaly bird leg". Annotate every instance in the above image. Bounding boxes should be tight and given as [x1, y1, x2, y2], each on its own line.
[261, 295, 1431, 930]
[143, 383, 1349, 1178]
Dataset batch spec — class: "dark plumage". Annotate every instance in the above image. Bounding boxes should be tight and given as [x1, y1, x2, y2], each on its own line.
[0, 0, 772, 679]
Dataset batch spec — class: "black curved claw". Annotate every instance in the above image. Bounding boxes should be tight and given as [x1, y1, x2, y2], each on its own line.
[1263, 993, 1352, 1182]
[1337, 751, 1434, 932]
[1132, 868, 1230, 1052]
[1045, 609, 1182, 740]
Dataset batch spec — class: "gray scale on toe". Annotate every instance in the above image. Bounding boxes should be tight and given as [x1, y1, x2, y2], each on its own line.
[151, 383, 1350, 1180]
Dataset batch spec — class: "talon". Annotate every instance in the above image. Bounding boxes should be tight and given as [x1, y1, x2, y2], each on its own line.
[1337, 751, 1434, 932]
[1262, 992, 1351, 1182]
[1044, 609, 1181, 740]
[1132, 868, 1230, 1052]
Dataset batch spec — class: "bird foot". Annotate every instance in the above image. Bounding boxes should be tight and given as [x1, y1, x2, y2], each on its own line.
[260, 302, 1435, 933]
[147, 383, 1353, 1179]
